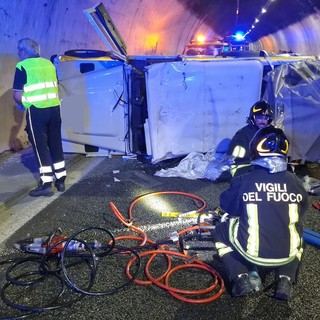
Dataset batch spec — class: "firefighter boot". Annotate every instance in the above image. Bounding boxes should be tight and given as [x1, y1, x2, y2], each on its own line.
[248, 270, 262, 292]
[231, 274, 253, 297]
[274, 275, 293, 301]
[54, 178, 65, 192]
[29, 183, 54, 197]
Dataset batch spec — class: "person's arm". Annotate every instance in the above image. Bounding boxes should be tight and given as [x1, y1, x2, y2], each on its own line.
[228, 129, 252, 164]
[12, 66, 26, 110]
[13, 89, 25, 111]
[13, 90, 23, 105]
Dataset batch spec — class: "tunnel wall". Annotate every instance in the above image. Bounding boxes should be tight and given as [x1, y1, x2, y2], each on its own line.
[0, 0, 319, 153]
[251, 11, 320, 56]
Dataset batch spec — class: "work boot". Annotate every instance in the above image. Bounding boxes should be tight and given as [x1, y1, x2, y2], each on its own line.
[274, 275, 293, 301]
[231, 273, 253, 297]
[248, 270, 263, 292]
[29, 183, 53, 197]
[54, 179, 65, 192]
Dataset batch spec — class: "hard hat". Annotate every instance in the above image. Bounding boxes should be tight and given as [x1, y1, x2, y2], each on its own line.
[249, 125, 289, 160]
[249, 100, 273, 125]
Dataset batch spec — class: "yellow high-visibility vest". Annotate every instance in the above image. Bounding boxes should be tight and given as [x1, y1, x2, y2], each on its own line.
[16, 57, 60, 109]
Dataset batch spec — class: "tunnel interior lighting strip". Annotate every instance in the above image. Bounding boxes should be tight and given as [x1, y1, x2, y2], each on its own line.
[244, 0, 277, 37]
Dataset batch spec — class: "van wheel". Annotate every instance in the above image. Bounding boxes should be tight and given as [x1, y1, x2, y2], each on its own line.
[64, 50, 109, 58]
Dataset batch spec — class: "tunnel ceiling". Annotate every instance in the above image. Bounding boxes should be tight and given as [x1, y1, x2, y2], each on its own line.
[178, 0, 320, 42]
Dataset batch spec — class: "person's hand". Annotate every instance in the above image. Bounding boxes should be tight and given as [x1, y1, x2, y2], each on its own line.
[15, 104, 25, 111]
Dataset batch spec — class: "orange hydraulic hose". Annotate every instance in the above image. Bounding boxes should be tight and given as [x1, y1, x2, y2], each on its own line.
[126, 250, 172, 285]
[109, 201, 132, 227]
[109, 191, 207, 247]
[108, 235, 156, 255]
[164, 263, 219, 294]
[112, 235, 155, 245]
[164, 264, 224, 304]
[109, 202, 148, 246]
[109, 191, 225, 303]
[177, 224, 211, 236]
[143, 249, 224, 303]
[128, 191, 207, 221]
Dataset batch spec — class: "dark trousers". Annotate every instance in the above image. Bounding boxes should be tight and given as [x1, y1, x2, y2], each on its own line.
[26, 106, 66, 184]
[212, 220, 301, 282]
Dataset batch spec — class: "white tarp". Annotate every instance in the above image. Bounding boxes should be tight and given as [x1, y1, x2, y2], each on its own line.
[154, 150, 233, 180]
[145, 59, 263, 163]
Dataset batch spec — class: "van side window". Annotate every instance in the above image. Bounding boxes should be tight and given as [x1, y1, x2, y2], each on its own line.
[80, 63, 95, 74]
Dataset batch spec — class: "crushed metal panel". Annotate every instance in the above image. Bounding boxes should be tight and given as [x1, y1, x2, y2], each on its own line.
[145, 59, 264, 163]
[263, 59, 320, 162]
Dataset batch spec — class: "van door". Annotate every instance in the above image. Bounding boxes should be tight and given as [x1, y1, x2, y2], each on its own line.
[57, 2, 130, 155]
[83, 2, 127, 62]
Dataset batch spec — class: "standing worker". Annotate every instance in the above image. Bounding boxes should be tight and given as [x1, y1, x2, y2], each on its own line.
[212, 126, 309, 300]
[227, 100, 273, 177]
[12, 38, 66, 197]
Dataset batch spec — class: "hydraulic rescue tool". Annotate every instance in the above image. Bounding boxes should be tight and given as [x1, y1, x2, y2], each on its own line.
[13, 228, 104, 255]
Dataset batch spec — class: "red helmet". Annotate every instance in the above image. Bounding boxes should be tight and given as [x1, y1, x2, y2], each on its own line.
[249, 125, 289, 160]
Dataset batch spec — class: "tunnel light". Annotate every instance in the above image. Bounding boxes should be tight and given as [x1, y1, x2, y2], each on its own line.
[145, 34, 159, 51]
[244, 0, 277, 36]
[196, 34, 206, 43]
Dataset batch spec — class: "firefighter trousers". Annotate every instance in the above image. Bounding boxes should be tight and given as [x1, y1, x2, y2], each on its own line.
[212, 220, 301, 282]
[26, 106, 66, 184]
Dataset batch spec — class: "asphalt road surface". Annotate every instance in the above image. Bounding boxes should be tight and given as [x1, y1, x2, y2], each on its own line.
[0, 152, 319, 320]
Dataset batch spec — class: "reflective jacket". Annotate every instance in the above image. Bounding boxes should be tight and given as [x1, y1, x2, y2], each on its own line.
[227, 123, 258, 177]
[16, 57, 60, 109]
[220, 166, 309, 266]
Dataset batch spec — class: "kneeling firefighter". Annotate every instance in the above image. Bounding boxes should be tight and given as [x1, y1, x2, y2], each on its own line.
[212, 125, 309, 300]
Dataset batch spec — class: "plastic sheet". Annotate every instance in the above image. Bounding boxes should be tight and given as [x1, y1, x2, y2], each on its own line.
[301, 175, 320, 195]
[251, 157, 287, 173]
[154, 150, 233, 181]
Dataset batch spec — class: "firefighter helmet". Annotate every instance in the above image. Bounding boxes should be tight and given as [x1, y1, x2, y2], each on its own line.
[248, 100, 273, 126]
[249, 125, 289, 160]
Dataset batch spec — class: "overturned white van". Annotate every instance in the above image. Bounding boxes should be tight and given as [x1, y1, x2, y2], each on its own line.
[54, 2, 320, 163]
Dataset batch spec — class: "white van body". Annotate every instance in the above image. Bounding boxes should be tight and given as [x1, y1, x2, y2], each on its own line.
[54, 2, 319, 163]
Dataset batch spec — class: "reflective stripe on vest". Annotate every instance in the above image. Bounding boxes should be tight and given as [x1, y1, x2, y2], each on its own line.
[245, 203, 259, 257]
[230, 145, 249, 176]
[230, 163, 251, 177]
[288, 203, 301, 253]
[22, 92, 59, 103]
[215, 241, 233, 257]
[228, 216, 301, 267]
[24, 81, 58, 92]
[232, 145, 246, 158]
